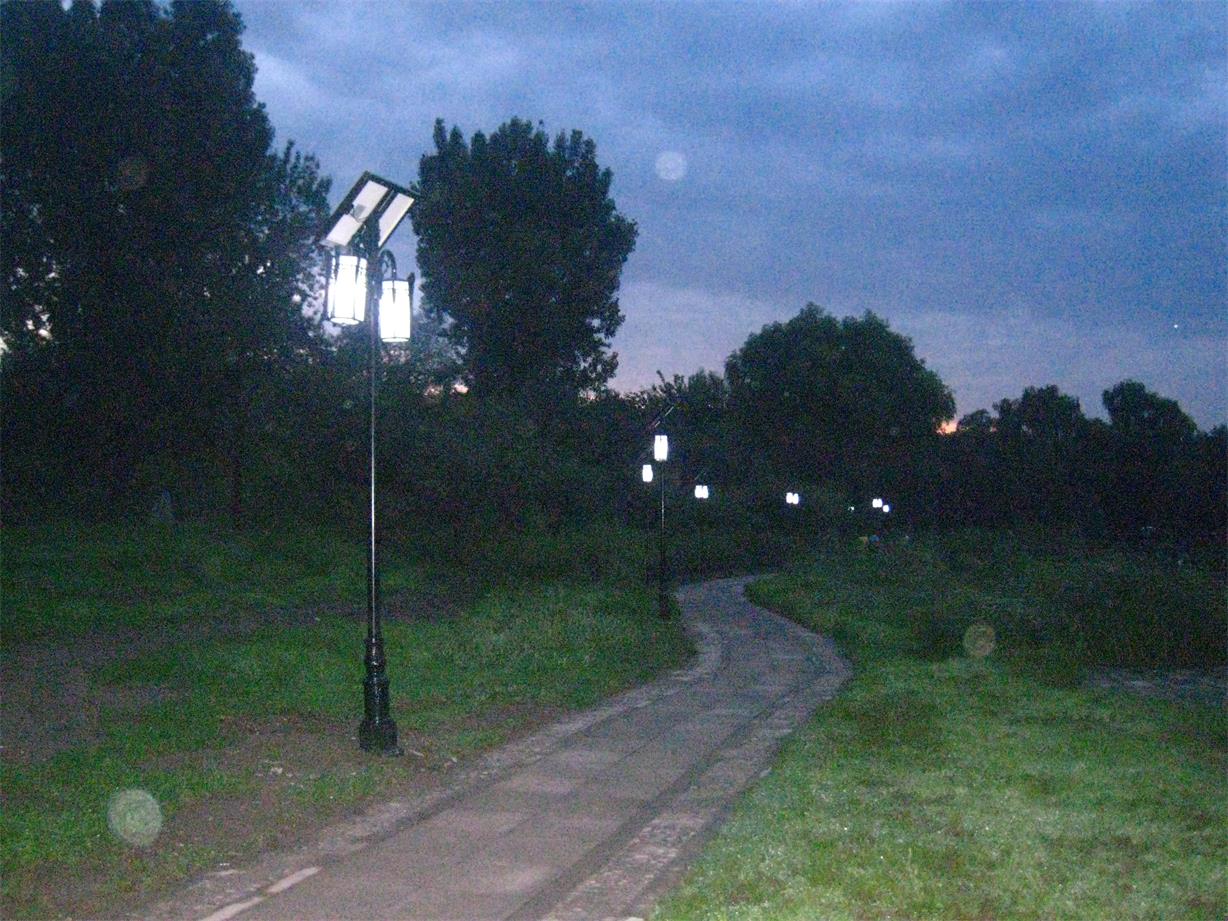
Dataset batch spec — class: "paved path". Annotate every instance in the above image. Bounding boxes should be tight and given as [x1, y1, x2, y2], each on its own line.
[143, 576, 850, 921]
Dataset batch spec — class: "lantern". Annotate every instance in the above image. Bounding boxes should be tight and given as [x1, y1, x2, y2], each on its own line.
[326, 253, 367, 325]
[379, 276, 411, 342]
[653, 434, 669, 462]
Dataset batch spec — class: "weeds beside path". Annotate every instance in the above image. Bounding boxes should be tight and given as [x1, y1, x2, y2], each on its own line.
[654, 533, 1227, 921]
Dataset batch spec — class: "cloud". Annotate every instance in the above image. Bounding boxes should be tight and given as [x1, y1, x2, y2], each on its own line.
[233, 0, 1226, 428]
[250, 48, 330, 121]
[894, 306, 1226, 428]
[612, 281, 780, 391]
[616, 283, 1227, 429]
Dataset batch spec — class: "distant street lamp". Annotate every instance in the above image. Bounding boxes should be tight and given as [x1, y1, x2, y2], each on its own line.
[694, 484, 710, 500]
[653, 432, 670, 619]
[321, 172, 415, 756]
[882, 503, 891, 514]
[785, 491, 801, 506]
[872, 497, 883, 509]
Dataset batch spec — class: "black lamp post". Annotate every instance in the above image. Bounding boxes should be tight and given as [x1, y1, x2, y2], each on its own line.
[652, 433, 670, 619]
[321, 172, 415, 755]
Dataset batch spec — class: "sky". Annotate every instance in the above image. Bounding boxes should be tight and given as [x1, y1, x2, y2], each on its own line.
[234, 0, 1226, 428]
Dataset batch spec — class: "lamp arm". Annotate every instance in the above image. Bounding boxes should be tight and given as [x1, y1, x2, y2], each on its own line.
[379, 249, 397, 282]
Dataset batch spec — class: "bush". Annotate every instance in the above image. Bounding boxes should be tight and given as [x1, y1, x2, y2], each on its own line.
[918, 530, 1226, 669]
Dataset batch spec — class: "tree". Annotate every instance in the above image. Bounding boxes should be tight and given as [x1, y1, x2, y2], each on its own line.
[410, 118, 637, 403]
[1195, 425, 1228, 548]
[989, 385, 1102, 532]
[724, 305, 954, 516]
[0, 0, 330, 520]
[1101, 380, 1202, 542]
[1103, 380, 1198, 446]
[937, 410, 1005, 527]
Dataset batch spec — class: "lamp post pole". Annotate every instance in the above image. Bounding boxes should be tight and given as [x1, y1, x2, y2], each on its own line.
[356, 222, 399, 755]
[651, 432, 670, 620]
[658, 463, 669, 619]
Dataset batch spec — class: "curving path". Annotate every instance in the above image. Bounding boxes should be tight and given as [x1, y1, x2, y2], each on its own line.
[143, 576, 850, 921]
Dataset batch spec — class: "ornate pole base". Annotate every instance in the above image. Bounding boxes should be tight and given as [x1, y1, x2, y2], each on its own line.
[358, 652, 402, 755]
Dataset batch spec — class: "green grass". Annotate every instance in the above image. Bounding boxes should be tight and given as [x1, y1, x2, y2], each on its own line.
[0, 520, 691, 918]
[653, 533, 1227, 921]
[0, 519, 383, 645]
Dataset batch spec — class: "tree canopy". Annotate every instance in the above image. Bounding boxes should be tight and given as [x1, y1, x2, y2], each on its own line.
[725, 305, 954, 505]
[1, 0, 329, 516]
[410, 118, 637, 403]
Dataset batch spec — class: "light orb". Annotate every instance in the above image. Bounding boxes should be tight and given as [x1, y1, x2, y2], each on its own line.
[107, 789, 163, 847]
[654, 150, 688, 181]
[963, 622, 997, 659]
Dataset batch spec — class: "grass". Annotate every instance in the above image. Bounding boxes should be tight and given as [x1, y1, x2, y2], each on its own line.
[0, 519, 691, 919]
[1, 519, 379, 645]
[653, 532, 1227, 921]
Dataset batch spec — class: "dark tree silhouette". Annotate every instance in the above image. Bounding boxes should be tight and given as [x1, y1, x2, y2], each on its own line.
[1, 0, 330, 520]
[725, 305, 954, 514]
[410, 118, 637, 404]
[1102, 380, 1201, 542]
[990, 385, 1101, 531]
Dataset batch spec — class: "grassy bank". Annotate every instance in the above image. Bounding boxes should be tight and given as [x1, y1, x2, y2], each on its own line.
[0, 520, 691, 919]
[654, 533, 1226, 921]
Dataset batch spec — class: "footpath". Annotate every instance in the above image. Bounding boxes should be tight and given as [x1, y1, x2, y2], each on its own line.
[140, 575, 851, 921]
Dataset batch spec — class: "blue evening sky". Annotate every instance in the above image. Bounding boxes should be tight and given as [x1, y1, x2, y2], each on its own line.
[234, 0, 1226, 427]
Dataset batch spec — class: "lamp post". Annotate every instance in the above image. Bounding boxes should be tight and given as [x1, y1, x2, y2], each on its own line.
[321, 172, 415, 756]
[653, 433, 670, 619]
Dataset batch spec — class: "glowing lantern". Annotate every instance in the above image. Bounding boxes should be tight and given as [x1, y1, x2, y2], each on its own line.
[653, 434, 669, 462]
[379, 276, 411, 342]
[326, 254, 367, 325]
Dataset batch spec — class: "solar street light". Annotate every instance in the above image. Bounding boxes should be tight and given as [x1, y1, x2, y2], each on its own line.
[319, 172, 418, 756]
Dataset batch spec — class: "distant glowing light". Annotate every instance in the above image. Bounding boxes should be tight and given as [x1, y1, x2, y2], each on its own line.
[653, 434, 669, 462]
[882, 504, 891, 514]
[654, 150, 688, 181]
[786, 491, 801, 506]
[642, 464, 654, 483]
[872, 497, 883, 509]
[695, 484, 710, 500]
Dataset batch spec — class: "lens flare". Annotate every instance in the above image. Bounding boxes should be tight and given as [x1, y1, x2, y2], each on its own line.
[107, 788, 163, 847]
[654, 150, 687, 181]
[115, 155, 150, 192]
[963, 622, 996, 658]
